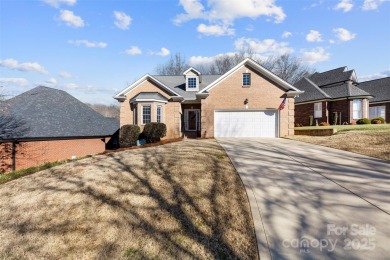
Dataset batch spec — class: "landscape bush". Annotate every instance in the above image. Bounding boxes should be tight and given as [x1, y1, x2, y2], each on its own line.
[143, 122, 167, 143]
[119, 124, 140, 147]
[332, 112, 338, 125]
[309, 115, 314, 126]
[356, 118, 371, 125]
[371, 117, 385, 124]
[319, 122, 330, 126]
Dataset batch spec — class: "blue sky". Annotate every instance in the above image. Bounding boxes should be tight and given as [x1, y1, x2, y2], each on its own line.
[1, 0, 389, 104]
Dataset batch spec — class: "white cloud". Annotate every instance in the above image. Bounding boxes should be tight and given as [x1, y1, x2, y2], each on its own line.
[125, 46, 142, 55]
[306, 30, 322, 42]
[0, 58, 48, 74]
[334, 0, 354, 12]
[174, 0, 286, 36]
[59, 71, 73, 78]
[333, 28, 356, 41]
[62, 83, 78, 89]
[234, 37, 293, 57]
[154, 47, 170, 57]
[197, 23, 235, 36]
[59, 10, 84, 27]
[41, 0, 76, 8]
[175, 0, 286, 24]
[301, 47, 330, 64]
[362, 0, 390, 10]
[360, 69, 390, 81]
[45, 78, 57, 85]
[189, 52, 237, 67]
[281, 31, 292, 38]
[114, 11, 132, 30]
[68, 40, 107, 48]
[0, 78, 29, 86]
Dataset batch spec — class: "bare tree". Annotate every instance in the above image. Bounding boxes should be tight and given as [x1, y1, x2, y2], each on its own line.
[86, 103, 120, 120]
[260, 54, 315, 84]
[155, 53, 188, 76]
[0, 89, 29, 140]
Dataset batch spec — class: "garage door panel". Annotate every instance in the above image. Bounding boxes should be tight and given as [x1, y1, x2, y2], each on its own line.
[214, 110, 277, 137]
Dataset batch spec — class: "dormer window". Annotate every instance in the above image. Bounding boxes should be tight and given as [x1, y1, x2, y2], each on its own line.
[188, 77, 197, 89]
[183, 67, 201, 91]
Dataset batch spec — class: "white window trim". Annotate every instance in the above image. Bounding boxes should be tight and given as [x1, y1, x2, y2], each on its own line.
[187, 77, 197, 88]
[141, 105, 151, 125]
[352, 99, 362, 119]
[157, 105, 163, 123]
[184, 109, 200, 131]
[314, 102, 322, 118]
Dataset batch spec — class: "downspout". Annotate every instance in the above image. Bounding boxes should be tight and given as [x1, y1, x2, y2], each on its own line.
[12, 140, 16, 172]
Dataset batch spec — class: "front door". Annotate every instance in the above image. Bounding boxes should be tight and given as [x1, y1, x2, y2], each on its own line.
[185, 109, 199, 131]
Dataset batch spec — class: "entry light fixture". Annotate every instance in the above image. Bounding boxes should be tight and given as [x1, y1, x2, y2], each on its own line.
[244, 98, 248, 105]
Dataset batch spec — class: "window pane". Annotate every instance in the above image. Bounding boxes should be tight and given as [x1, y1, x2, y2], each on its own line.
[314, 102, 322, 118]
[143, 106, 151, 124]
[157, 106, 162, 123]
[353, 100, 362, 119]
[243, 73, 251, 86]
[188, 78, 197, 88]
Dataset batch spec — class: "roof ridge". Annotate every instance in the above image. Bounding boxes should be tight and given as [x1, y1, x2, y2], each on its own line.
[304, 77, 331, 98]
[360, 76, 390, 83]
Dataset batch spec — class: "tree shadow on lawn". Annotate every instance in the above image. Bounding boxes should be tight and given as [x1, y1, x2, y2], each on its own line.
[0, 140, 258, 259]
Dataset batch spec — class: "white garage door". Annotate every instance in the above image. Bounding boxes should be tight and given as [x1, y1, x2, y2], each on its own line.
[214, 110, 278, 137]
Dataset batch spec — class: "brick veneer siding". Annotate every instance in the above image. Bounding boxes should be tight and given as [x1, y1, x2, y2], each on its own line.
[295, 99, 370, 126]
[0, 138, 106, 174]
[201, 65, 294, 137]
[119, 80, 182, 139]
[295, 101, 329, 126]
[369, 102, 390, 123]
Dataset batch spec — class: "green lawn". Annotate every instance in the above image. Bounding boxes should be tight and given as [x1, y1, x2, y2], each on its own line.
[295, 124, 390, 132]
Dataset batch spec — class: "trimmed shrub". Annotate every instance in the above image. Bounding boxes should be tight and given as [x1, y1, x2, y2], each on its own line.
[319, 122, 330, 126]
[371, 117, 385, 124]
[119, 124, 140, 147]
[309, 115, 314, 126]
[143, 123, 167, 143]
[356, 118, 371, 125]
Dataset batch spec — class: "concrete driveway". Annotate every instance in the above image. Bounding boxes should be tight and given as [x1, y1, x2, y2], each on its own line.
[218, 138, 390, 260]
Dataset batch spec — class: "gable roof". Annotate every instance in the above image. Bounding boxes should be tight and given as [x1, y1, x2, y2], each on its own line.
[154, 75, 220, 100]
[294, 77, 330, 103]
[1, 86, 119, 140]
[130, 92, 168, 103]
[183, 67, 201, 75]
[308, 66, 357, 87]
[199, 58, 302, 94]
[358, 77, 390, 103]
[114, 74, 181, 100]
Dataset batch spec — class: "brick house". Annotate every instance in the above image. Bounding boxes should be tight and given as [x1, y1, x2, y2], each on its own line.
[0, 86, 119, 173]
[294, 67, 373, 126]
[358, 77, 390, 123]
[115, 58, 303, 139]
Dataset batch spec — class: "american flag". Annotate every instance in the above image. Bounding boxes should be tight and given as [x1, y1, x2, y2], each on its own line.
[278, 97, 287, 110]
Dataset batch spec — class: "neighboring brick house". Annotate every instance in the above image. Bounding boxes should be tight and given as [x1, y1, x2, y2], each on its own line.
[294, 67, 373, 126]
[358, 77, 390, 123]
[0, 86, 119, 173]
[115, 58, 303, 139]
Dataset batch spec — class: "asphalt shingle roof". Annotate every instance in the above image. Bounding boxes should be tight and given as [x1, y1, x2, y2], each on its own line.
[153, 75, 221, 100]
[358, 77, 390, 102]
[309, 67, 355, 87]
[294, 77, 330, 103]
[1, 86, 119, 139]
[131, 92, 168, 102]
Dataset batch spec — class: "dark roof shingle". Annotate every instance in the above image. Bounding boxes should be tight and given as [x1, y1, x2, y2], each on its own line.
[1, 86, 119, 139]
[358, 77, 390, 103]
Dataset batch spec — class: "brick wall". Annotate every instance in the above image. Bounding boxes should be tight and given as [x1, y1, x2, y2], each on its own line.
[201, 65, 294, 137]
[119, 80, 181, 139]
[328, 99, 350, 124]
[0, 138, 106, 174]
